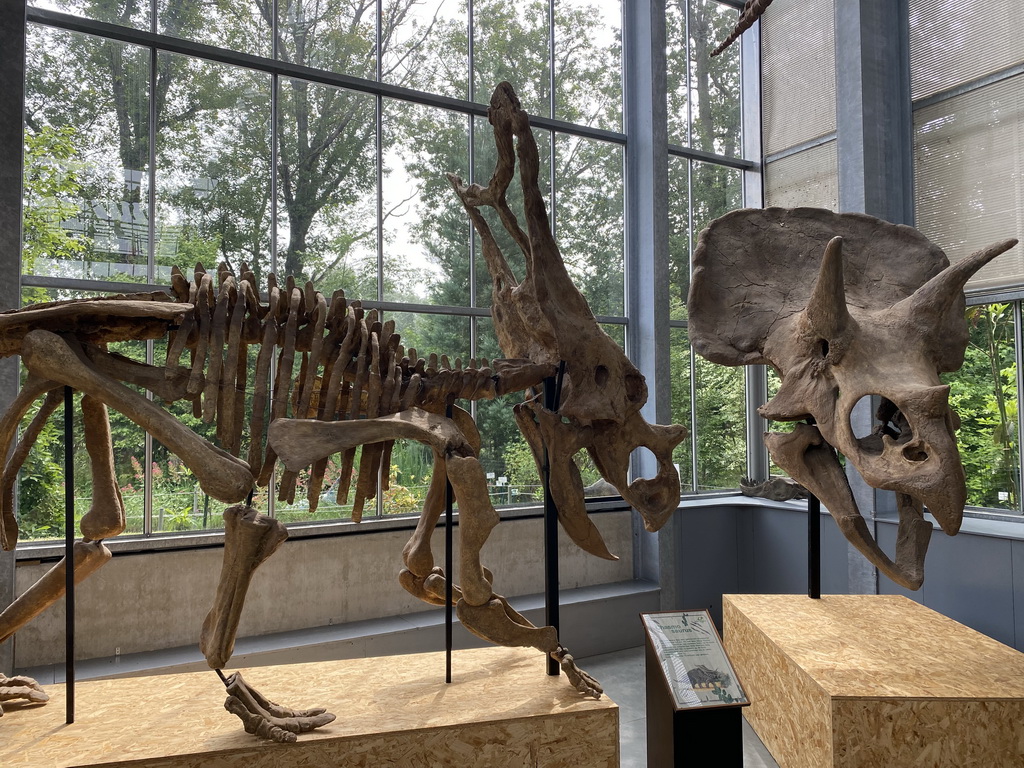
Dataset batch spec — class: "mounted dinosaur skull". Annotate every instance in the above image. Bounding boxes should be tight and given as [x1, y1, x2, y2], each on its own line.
[448, 83, 686, 554]
[689, 207, 1018, 589]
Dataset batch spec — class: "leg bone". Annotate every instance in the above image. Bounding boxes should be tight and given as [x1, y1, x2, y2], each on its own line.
[201, 505, 288, 669]
[21, 329, 253, 504]
[0, 540, 111, 644]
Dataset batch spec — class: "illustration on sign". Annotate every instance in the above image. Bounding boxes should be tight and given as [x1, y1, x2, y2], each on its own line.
[642, 611, 748, 709]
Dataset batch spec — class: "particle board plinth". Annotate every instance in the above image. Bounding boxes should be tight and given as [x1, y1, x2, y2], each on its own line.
[723, 594, 1024, 768]
[0, 645, 618, 768]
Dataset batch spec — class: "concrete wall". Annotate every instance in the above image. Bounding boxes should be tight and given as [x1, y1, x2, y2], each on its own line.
[667, 499, 1024, 653]
[12, 510, 634, 667]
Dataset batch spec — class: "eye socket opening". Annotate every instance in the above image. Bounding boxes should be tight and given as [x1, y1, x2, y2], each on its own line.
[852, 395, 916, 457]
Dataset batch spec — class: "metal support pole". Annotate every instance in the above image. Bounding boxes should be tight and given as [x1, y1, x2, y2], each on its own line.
[445, 400, 454, 684]
[542, 363, 565, 676]
[808, 492, 821, 600]
[64, 385, 75, 723]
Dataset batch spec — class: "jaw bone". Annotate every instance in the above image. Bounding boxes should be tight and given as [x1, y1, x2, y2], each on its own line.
[765, 423, 931, 590]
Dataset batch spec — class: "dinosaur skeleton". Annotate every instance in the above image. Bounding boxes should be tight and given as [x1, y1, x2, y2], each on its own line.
[0, 83, 687, 740]
[712, 0, 772, 57]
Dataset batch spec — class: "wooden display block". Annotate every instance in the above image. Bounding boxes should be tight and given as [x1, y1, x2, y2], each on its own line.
[0, 646, 618, 768]
[723, 594, 1024, 768]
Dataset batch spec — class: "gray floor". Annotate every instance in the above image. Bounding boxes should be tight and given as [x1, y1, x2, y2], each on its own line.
[580, 647, 779, 768]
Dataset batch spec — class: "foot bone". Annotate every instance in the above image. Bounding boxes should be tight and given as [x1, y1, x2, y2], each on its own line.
[0, 674, 49, 715]
[223, 671, 335, 743]
[551, 645, 603, 698]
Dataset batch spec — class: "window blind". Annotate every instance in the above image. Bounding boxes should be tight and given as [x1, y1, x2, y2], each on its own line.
[914, 73, 1024, 291]
[761, 0, 836, 155]
[765, 141, 839, 211]
[909, 0, 1024, 102]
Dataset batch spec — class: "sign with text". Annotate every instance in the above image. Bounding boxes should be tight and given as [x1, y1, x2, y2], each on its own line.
[641, 610, 749, 710]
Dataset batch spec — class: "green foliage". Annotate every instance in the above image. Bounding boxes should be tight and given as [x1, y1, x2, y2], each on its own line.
[944, 304, 1019, 510]
[17, 0, 752, 538]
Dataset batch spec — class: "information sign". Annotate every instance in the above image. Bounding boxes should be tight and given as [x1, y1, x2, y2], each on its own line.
[641, 610, 749, 710]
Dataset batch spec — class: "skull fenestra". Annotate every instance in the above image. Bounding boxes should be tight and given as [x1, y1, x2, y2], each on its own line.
[688, 207, 1019, 589]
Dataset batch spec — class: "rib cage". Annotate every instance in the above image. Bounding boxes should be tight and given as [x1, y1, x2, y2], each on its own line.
[165, 262, 515, 521]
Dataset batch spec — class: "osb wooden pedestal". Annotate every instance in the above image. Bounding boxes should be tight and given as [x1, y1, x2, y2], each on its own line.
[0, 646, 618, 768]
[723, 594, 1024, 768]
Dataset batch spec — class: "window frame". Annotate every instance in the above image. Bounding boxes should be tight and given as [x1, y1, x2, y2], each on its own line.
[7, 0, 758, 557]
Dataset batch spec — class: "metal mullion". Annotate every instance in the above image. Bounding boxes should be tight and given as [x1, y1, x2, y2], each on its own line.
[687, 158, 698, 492]
[667, 142, 756, 169]
[548, 1, 556, 242]
[468, 0, 475, 103]
[1015, 300, 1024, 514]
[31, 8, 627, 146]
[684, 0, 692, 148]
[548, 0, 555, 121]
[268, 0, 279, 519]
[143, 27, 158, 536]
[375, 5, 384, 518]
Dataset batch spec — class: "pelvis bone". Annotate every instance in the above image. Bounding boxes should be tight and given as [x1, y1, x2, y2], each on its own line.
[689, 207, 1018, 589]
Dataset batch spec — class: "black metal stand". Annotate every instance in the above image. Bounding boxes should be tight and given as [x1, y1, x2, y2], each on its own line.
[645, 641, 744, 768]
[808, 492, 821, 599]
[63, 386, 75, 724]
[542, 362, 566, 676]
[445, 401, 454, 684]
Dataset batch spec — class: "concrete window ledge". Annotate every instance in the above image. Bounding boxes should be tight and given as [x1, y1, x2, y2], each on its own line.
[19, 579, 660, 684]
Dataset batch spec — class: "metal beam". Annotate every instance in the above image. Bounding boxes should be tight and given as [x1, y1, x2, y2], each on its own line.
[624, 0, 671, 604]
[740, 20, 768, 486]
[834, 0, 913, 594]
[0, 0, 26, 675]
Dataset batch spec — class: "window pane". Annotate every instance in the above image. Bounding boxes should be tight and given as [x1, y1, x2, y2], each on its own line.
[382, 101, 469, 305]
[666, 0, 689, 144]
[29, 0, 148, 31]
[695, 355, 745, 490]
[158, 0, 271, 57]
[690, 159, 742, 236]
[382, 0, 469, 100]
[277, 0, 376, 78]
[472, 118, 551, 308]
[945, 304, 1020, 511]
[17, 287, 151, 540]
[554, 0, 622, 132]
[25, 26, 150, 283]
[668, 155, 689, 321]
[476, 317, 540, 508]
[554, 135, 623, 316]
[277, 79, 378, 294]
[473, 0, 551, 117]
[765, 365, 795, 477]
[670, 327, 693, 492]
[687, 0, 741, 156]
[274, 456, 362, 523]
[909, 0, 1024, 101]
[156, 56, 271, 282]
[764, 140, 839, 211]
[913, 75, 1024, 290]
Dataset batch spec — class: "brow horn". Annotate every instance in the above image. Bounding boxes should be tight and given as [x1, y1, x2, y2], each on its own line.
[905, 238, 1018, 317]
[804, 236, 850, 338]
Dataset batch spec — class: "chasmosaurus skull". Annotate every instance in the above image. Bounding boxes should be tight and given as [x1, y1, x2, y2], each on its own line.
[689, 206, 1018, 589]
